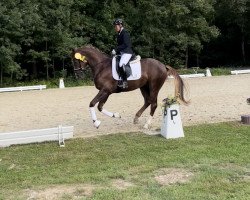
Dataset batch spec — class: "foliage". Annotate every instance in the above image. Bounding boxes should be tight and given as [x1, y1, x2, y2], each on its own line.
[210, 67, 232, 76]
[0, 0, 249, 85]
[0, 122, 249, 199]
[177, 67, 232, 76]
[162, 96, 178, 108]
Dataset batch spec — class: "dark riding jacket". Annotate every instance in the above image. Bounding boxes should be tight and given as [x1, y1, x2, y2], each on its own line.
[115, 28, 133, 54]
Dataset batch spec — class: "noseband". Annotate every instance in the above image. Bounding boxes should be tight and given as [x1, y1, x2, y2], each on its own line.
[73, 53, 88, 72]
[73, 59, 85, 72]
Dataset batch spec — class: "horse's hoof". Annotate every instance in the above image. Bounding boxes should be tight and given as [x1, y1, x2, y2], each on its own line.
[113, 112, 121, 118]
[247, 98, 250, 105]
[94, 120, 101, 128]
[143, 123, 150, 129]
[134, 118, 139, 124]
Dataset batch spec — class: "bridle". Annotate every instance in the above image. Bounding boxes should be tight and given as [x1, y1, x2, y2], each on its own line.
[73, 59, 85, 72]
[73, 52, 110, 72]
[73, 53, 88, 73]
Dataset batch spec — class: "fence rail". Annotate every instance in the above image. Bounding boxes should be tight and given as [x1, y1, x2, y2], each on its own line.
[0, 85, 46, 93]
[0, 126, 74, 147]
[231, 69, 250, 75]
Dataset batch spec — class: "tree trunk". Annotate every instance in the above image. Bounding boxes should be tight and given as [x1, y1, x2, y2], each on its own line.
[45, 40, 49, 80]
[10, 71, 13, 83]
[32, 61, 37, 78]
[46, 64, 49, 80]
[185, 47, 189, 68]
[0, 62, 3, 86]
[53, 59, 55, 78]
[241, 34, 246, 65]
[62, 58, 65, 70]
[196, 53, 199, 67]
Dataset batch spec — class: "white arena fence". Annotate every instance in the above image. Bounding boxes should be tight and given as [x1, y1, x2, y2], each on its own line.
[0, 125, 74, 147]
[231, 69, 250, 75]
[169, 73, 205, 79]
[0, 85, 46, 93]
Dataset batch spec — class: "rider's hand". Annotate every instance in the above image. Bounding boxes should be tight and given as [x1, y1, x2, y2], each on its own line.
[112, 49, 116, 56]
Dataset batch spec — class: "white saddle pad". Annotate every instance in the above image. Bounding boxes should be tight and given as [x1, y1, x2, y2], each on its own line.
[112, 56, 142, 80]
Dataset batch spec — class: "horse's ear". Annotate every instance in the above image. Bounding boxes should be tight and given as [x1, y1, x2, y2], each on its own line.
[71, 47, 77, 53]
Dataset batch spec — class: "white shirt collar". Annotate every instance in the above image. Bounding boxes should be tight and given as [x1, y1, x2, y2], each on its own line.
[119, 27, 124, 35]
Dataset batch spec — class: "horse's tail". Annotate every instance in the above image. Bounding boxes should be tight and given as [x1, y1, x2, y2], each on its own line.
[166, 65, 190, 105]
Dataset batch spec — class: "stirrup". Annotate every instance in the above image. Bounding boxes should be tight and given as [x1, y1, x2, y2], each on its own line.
[122, 81, 128, 89]
[118, 80, 123, 87]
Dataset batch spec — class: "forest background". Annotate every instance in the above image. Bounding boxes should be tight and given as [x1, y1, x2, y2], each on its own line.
[0, 0, 249, 85]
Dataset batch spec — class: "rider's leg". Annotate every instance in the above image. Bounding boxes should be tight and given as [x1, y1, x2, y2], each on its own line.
[119, 53, 132, 88]
[121, 64, 128, 88]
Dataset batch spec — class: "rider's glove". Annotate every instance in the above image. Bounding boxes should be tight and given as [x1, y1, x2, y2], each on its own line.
[112, 49, 116, 56]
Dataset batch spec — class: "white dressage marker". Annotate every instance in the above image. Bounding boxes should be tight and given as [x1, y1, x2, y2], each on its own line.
[206, 68, 212, 77]
[161, 104, 184, 139]
[59, 78, 65, 89]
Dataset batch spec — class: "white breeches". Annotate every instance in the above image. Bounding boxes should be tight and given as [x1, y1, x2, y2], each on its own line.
[119, 53, 132, 67]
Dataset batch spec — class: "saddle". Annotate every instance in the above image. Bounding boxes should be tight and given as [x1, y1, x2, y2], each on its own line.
[115, 55, 136, 78]
[113, 55, 141, 80]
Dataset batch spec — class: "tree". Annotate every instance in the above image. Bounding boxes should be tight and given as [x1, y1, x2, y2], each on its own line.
[0, 1, 24, 85]
[216, 0, 249, 64]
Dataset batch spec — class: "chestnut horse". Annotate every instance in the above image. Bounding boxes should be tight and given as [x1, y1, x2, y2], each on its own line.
[72, 45, 188, 129]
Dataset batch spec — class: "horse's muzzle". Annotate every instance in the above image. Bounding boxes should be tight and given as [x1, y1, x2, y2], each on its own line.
[74, 69, 85, 79]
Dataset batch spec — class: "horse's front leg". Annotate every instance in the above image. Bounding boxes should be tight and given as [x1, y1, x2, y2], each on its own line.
[97, 96, 121, 118]
[89, 90, 109, 128]
[89, 90, 120, 128]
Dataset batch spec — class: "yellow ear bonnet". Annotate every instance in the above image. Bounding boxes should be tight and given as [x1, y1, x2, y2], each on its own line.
[74, 53, 87, 62]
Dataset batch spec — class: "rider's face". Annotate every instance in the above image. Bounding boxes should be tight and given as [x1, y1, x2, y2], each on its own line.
[114, 25, 121, 32]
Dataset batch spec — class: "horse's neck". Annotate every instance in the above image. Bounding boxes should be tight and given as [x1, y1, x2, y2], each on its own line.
[86, 50, 109, 76]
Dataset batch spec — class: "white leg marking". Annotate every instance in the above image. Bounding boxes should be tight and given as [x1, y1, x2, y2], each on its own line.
[90, 107, 101, 128]
[90, 107, 97, 121]
[101, 109, 114, 117]
[113, 112, 121, 118]
[143, 116, 153, 129]
[101, 109, 121, 118]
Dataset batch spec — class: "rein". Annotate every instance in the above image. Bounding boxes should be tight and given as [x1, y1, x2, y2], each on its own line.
[74, 57, 110, 72]
[73, 59, 84, 72]
[94, 58, 110, 67]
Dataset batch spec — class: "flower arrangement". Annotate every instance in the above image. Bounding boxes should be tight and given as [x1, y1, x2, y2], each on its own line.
[161, 96, 178, 109]
[160, 96, 179, 116]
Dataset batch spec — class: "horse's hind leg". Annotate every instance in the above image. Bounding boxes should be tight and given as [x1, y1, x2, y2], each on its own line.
[143, 80, 164, 129]
[134, 86, 150, 124]
[143, 96, 157, 129]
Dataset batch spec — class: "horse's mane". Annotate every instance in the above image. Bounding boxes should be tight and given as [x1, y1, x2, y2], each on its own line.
[82, 44, 110, 58]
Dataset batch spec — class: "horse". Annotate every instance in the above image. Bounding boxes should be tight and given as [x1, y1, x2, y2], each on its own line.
[71, 45, 188, 129]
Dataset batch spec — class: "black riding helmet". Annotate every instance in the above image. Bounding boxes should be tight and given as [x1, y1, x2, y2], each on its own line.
[113, 18, 123, 25]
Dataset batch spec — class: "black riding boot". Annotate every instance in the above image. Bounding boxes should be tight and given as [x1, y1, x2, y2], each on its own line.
[118, 65, 128, 88]
[118, 67, 124, 87]
[121, 65, 128, 88]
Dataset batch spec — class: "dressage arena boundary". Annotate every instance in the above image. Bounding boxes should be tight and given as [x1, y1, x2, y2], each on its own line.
[0, 125, 74, 147]
[231, 69, 250, 75]
[0, 85, 46, 93]
[169, 73, 205, 79]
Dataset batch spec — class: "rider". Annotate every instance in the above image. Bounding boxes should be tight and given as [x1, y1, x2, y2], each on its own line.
[112, 18, 133, 88]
